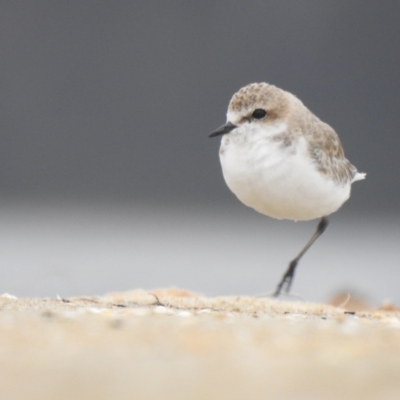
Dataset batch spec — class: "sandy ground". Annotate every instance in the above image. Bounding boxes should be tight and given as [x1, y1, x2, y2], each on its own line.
[1, 289, 400, 400]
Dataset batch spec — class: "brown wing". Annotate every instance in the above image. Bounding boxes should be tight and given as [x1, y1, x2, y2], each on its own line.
[306, 119, 357, 185]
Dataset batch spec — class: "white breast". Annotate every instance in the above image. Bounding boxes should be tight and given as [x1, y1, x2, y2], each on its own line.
[219, 124, 351, 221]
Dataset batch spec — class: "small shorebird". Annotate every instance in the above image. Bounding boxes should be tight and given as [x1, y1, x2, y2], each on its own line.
[209, 82, 365, 296]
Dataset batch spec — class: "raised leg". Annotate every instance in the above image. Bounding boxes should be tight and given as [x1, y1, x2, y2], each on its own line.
[272, 217, 329, 297]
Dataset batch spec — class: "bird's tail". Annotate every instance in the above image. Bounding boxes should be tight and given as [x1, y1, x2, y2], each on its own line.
[352, 172, 366, 183]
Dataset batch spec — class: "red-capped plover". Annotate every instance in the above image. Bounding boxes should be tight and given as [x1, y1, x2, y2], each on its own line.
[210, 82, 365, 296]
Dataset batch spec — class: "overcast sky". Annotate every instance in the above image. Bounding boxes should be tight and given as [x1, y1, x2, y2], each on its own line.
[1, 1, 399, 213]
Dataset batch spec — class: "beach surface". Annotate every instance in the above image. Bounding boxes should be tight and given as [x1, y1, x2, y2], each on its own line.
[1, 288, 400, 400]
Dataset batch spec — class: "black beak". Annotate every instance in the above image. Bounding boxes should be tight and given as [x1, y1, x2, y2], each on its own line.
[209, 122, 237, 138]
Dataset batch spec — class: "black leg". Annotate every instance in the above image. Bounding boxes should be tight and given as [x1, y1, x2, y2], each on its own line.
[272, 217, 329, 297]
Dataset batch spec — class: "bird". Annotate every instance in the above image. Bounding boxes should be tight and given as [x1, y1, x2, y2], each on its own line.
[209, 82, 365, 297]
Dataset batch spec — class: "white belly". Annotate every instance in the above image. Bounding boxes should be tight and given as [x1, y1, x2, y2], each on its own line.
[219, 130, 351, 221]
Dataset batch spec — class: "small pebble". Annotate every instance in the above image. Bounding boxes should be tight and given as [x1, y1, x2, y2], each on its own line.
[0, 293, 18, 300]
[153, 306, 173, 315]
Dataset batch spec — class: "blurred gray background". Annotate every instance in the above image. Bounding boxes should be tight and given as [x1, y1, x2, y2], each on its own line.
[0, 1, 399, 303]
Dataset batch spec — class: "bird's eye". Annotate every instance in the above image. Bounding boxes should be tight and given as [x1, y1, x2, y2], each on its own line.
[252, 109, 267, 119]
